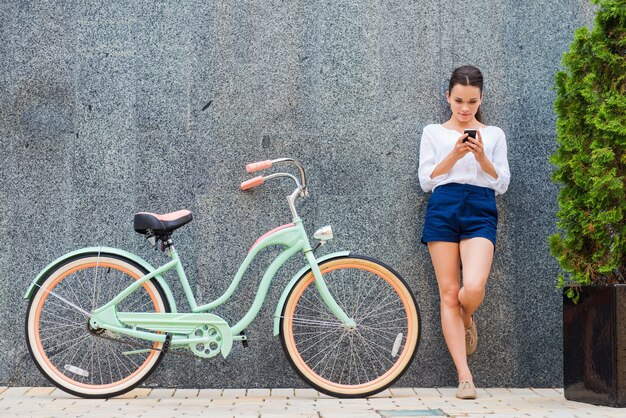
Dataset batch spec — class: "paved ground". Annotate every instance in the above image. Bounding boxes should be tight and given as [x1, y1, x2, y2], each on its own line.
[1, 386, 624, 417]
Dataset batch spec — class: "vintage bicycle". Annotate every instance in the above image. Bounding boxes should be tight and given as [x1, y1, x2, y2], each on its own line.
[24, 158, 421, 399]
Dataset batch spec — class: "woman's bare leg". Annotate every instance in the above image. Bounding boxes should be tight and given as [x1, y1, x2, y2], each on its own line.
[458, 237, 494, 327]
[427, 241, 472, 382]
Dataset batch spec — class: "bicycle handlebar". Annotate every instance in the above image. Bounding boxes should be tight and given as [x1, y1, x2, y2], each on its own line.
[241, 158, 308, 218]
[240, 176, 265, 191]
[241, 158, 307, 192]
[246, 160, 273, 173]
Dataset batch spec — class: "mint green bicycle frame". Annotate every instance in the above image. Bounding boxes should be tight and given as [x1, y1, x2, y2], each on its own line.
[26, 222, 354, 359]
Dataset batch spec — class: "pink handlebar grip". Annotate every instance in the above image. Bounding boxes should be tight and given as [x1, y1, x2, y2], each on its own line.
[246, 160, 273, 173]
[240, 176, 264, 190]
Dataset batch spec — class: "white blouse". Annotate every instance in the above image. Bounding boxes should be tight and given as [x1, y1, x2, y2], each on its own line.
[418, 124, 510, 195]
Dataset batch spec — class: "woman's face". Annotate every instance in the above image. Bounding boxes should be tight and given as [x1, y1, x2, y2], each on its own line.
[446, 84, 482, 124]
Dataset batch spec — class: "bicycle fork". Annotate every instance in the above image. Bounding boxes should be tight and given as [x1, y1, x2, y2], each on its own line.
[303, 251, 356, 328]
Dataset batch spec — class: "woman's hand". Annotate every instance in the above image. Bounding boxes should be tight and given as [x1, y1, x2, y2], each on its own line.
[451, 133, 472, 161]
[465, 130, 487, 162]
[468, 130, 499, 179]
[430, 133, 472, 179]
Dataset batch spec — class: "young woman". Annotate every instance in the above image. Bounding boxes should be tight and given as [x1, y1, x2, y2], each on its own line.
[418, 65, 510, 399]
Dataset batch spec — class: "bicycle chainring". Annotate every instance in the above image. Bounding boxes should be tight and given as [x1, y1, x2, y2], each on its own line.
[189, 325, 223, 358]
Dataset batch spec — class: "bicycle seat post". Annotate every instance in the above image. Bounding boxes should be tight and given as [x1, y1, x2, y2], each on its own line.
[164, 237, 175, 255]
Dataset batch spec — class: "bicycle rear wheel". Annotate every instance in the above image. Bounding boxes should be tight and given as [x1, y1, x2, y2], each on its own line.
[25, 254, 169, 398]
[280, 256, 420, 398]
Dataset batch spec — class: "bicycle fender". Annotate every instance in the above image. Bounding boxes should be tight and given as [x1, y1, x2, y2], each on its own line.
[23, 246, 178, 312]
[273, 250, 350, 336]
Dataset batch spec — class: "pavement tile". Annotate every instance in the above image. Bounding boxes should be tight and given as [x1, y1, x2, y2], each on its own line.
[294, 388, 319, 398]
[49, 388, 77, 399]
[389, 387, 418, 397]
[25, 386, 57, 396]
[204, 408, 237, 414]
[176, 404, 209, 412]
[208, 398, 237, 406]
[368, 389, 393, 398]
[147, 413, 196, 418]
[530, 388, 561, 397]
[413, 388, 443, 398]
[177, 398, 212, 406]
[50, 398, 79, 407]
[339, 399, 371, 405]
[257, 408, 291, 415]
[262, 399, 289, 406]
[600, 412, 626, 418]
[148, 388, 176, 398]
[466, 415, 528, 418]
[120, 398, 160, 406]
[483, 388, 514, 396]
[271, 388, 295, 397]
[435, 387, 457, 397]
[507, 388, 537, 396]
[315, 398, 346, 408]
[369, 401, 406, 410]
[198, 388, 224, 398]
[118, 388, 152, 398]
[173, 388, 200, 398]
[222, 388, 248, 398]
[155, 399, 184, 407]
[379, 410, 447, 418]
[247, 388, 272, 397]
[0, 387, 30, 398]
[392, 398, 425, 406]
[286, 399, 318, 409]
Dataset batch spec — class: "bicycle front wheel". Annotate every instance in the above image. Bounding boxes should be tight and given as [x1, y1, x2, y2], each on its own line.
[25, 254, 170, 398]
[280, 256, 420, 398]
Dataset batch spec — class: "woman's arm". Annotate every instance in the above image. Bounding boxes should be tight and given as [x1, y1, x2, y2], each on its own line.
[418, 127, 471, 192]
[467, 129, 510, 194]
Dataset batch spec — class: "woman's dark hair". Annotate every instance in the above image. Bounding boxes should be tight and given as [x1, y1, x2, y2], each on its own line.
[448, 65, 484, 122]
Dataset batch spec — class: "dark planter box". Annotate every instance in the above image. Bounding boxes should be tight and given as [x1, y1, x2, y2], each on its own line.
[563, 284, 626, 407]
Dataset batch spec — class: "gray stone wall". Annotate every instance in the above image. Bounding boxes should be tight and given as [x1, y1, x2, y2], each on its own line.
[1, 1, 596, 388]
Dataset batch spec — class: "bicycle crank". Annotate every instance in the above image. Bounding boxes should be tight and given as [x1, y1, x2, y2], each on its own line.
[189, 325, 223, 358]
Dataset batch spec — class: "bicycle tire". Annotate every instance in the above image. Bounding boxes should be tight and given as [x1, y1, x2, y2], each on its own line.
[280, 255, 420, 398]
[25, 253, 170, 398]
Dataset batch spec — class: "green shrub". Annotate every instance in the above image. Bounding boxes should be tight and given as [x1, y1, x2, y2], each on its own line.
[550, 0, 626, 300]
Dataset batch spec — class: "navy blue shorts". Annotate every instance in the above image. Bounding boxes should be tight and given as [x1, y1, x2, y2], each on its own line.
[421, 183, 498, 247]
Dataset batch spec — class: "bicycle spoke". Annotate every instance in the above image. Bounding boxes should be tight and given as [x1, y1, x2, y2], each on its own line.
[287, 317, 343, 328]
[36, 284, 91, 317]
[292, 327, 342, 345]
[288, 301, 337, 319]
[297, 328, 344, 357]
[309, 330, 349, 373]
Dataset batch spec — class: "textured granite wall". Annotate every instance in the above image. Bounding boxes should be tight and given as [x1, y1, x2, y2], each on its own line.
[1, 1, 596, 388]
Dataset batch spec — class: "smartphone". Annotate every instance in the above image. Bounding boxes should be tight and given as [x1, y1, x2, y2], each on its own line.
[463, 129, 477, 143]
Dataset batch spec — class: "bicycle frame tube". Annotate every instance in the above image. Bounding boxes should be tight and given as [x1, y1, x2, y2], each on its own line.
[91, 221, 307, 326]
[193, 221, 306, 313]
[91, 258, 179, 317]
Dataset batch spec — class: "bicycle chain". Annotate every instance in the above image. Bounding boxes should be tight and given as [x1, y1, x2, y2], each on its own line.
[93, 330, 198, 359]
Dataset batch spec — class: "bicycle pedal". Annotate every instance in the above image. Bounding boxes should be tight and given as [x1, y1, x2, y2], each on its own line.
[162, 333, 172, 353]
